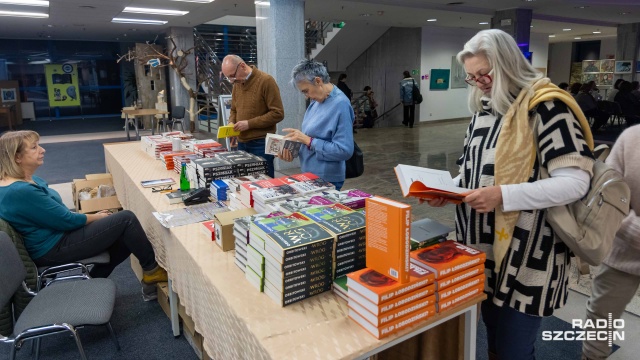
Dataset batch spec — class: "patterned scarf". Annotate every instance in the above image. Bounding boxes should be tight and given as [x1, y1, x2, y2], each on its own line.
[492, 78, 594, 273]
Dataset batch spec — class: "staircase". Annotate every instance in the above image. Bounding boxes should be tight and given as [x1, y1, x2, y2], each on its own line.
[305, 21, 342, 59]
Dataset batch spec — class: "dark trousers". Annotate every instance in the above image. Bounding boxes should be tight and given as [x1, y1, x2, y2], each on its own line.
[403, 104, 415, 127]
[363, 110, 374, 128]
[238, 138, 275, 178]
[35, 210, 157, 278]
[481, 300, 543, 360]
[584, 108, 609, 131]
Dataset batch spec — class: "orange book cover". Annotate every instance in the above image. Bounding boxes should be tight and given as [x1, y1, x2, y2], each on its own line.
[365, 196, 411, 283]
[348, 283, 436, 316]
[410, 240, 486, 279]
[436, 283, 485, 313]
[436, 274, 485, 301]
[394, 164, 470, 204]
[346, 263, 435, 305]
[435, 263, 485, 290]
[349, 294, 437, 327]
[349, 304, 437, 340]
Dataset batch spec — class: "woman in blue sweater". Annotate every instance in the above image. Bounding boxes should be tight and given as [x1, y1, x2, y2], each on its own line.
[278, 60, 354, 190]
[0, 131, 166, 301]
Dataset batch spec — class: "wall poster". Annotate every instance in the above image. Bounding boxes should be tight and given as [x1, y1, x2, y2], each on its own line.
[450, 56, 467, 89]
[430, 69, 450, 90]
[45, 63, 80, 107]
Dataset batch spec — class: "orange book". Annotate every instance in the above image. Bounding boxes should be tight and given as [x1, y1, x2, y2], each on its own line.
[349, 294, 437, 327]
[346, 263, 435, 305]
[394, 164, 470, 204]
[348, 283, 436, 316]
[365, 196, 411, 283]
[436, 274, 485, 301]
[410, 240, 486, 279]
[349, 304, 437, 339]
[436, 283, 485, 313]
[435, 263, 485, 290]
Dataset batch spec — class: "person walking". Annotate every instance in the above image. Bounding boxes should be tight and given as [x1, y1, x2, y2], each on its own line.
[400, 70, 418, 128]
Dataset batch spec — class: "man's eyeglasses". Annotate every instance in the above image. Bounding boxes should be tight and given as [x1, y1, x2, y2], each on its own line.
[151, 185, 173, 193]
[223, 62, 244, 83]
[465, 73, 492, 86]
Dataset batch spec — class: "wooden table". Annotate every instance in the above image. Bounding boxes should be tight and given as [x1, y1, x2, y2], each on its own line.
[104, 141, 484, 360]
[121, 108, 169, 140]
[0, 104, 16, 130]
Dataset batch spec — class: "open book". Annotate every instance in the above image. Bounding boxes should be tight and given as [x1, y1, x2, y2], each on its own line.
[217, 125, 240, 139]
[394, 164, 469, 204]
[264, 133, 303, 157]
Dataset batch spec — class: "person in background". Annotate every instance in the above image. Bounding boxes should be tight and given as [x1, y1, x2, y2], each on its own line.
[400, 70, 418, 128]
[425, 29, 594, 360]
[569, 82, 582, 98]
[576, 83, 610, 132]
[0, 131, 167, 301]
[582, 125, 640, 360]
[587, 81, 602, 101]
[631, 80, 640, 101]
[278, 60, 354, 191]
[607, 78, 624, 102]
[336, 73, 353, 101]
[614, 80, 640, 127]
[558, 82, 569, 91]
[221, 55, 285, 178]
[357, 86, 378, 128]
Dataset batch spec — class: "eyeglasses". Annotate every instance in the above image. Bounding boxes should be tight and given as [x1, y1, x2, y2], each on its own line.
[465, 73, 492, 86]
[151, 185, 172, 193]
[223, 62, 244, 83]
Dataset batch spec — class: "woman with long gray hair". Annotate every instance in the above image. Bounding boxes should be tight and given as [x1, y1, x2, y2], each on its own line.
[278, 59, 354, 190]
[423, 29, 595, 360]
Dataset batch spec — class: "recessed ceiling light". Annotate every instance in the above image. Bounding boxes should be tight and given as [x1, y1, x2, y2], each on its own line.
[0, 0, 48, 6]
[479, 22, 489, 25]
[0, 10, 48, 18]
[427, 18, 437, 22]
[112, 18, 168, 25]
[576, 6, 588, 9]
[575, 37, 581, 39]
[593, 31, 601, 34]
[171, 0, 214, 3]
[549, 34, 555, 38]
[123, 7, 188, 16]
[620, 12, 629, 15]
[563, 28, 571, 31]
[254, 1, 270, 5]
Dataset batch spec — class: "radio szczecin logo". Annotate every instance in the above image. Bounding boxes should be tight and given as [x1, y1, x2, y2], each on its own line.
[542, 314, 624, 346]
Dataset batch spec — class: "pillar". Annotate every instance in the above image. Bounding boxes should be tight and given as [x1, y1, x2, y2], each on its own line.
[167, 27, 196, 131]
[256, 0, 306, 171]
[491, 9, 532, 52]
[615, 23, 640, 81]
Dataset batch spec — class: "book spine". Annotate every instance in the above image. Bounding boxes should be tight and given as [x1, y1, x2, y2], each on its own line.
[377, 295, 436, 326]
[266, 240, 334, 270]
[335, 245, 366, 261]
[436, 274, 485, 301]
[266, 255, 333, 279]
[278, 268, 333, 294]
[379, 286, 436, 315]
[281, 279, 332, 306]
[335, 237, 367, 254]
[376, 305, 436, 339]
[436, 264, 485, 290]
[436, 284, 485, 313]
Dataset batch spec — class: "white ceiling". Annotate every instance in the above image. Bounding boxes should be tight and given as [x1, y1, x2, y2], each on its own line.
[0, 0, 637, 43]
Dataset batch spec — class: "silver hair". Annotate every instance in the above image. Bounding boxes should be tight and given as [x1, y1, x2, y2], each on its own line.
[290, 59, 330, 88]
[456, 29, 542, 115]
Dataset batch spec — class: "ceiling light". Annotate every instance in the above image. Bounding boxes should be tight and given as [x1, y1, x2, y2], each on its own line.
[576, 6, 588, 9]
[123, 7, 188, 16]
[427, 18, 437, 22]
[548, 34, 555, 38]
[575, 37, 581, 39]
[0, 10, 48, 18]
[530, 25, 533, 28]
[112, 18, 168, 25]
[593, 31, 601, 34]
[479, 22, 489, 25]
[563, 28, 571, 31]
[619, 12, 629, 15]
[171, 0, 214, 3]
[254, 1, 270, 5]
[0, 0, 48, 6]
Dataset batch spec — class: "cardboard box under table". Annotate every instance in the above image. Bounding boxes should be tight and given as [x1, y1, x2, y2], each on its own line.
[72, 173, 122, 213]
[104, 142, 484, 360]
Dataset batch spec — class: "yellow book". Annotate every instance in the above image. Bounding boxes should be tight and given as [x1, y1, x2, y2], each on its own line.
[217, 125, 240, 138]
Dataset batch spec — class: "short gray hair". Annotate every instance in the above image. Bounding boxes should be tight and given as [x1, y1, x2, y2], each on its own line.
[290, 59, 330, 87]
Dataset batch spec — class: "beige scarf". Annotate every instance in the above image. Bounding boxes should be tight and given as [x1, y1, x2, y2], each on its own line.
[492, 78, 594, 273]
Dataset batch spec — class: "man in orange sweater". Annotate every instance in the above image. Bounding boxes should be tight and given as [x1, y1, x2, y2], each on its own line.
[221, 55, 285, 177]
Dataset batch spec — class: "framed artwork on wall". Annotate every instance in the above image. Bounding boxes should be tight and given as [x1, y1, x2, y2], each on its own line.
[615, 61, 632, 74]
[582, 60, 600, 73]
[430, 69, 450, 90]
[600, 59, 615, 73]
[1, 88, 16, 102]
[598, 73, 613, 86]
[450, 56, 467, 89]
[583, 73, 598, 84]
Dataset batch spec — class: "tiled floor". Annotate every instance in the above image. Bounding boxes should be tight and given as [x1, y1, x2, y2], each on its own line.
[43, 119, 639, 359]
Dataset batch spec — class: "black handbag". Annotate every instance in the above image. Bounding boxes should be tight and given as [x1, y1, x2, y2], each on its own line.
[345, 141, 364, 179]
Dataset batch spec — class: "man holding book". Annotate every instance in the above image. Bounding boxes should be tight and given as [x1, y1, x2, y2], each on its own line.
[221, 55, 284, 177]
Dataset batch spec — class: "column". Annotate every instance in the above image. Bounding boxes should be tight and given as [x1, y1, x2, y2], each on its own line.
[615, 23, 640, 80]
[166, 26, 196, 131]
[491, 9, 533, 52]
[256, 0, 306, 171]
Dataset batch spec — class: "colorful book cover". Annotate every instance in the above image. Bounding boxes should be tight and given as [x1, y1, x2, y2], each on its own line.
[217, 124, 241, 138]
[348, 304, 436, 340]
[346, 263, 435, 305]
[200, 220, 216, 241]
[264, 222, 335, 259]
[365, 196, 411, 283]
[250, 212, 313, 242]
[252, 184, 299, 203]
[410, 240, 486, 279]
[299, 203, 353, 222]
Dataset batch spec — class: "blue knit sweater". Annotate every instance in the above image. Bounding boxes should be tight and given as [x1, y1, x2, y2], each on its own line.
[0, 176, 87, 258]
[299, 86, 354, 182]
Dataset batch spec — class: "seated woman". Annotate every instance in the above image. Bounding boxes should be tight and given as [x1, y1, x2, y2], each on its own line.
[0, 130, 166, 301]
[278, 60, 354, 190]
[575, 83, 609, 131]
[357, 86, 378, 128]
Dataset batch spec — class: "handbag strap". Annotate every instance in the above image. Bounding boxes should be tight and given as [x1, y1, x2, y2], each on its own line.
[531, 107, 550, 180]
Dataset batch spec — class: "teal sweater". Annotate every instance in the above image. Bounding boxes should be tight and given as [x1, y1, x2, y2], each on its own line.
[0, 176, 87, 258]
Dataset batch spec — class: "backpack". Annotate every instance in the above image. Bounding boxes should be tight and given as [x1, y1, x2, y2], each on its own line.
[534, 124, 631, 266]
[411, 79, 423, 104]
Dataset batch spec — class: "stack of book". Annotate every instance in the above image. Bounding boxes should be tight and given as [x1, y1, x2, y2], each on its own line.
[333, 276, 348, 301]
[141, 135, 172, 159]
[172, 154, 199, 175]
[159, 150, 195, 171]
[252, 184, 299, 213]
[346, 263, 437, 339]
[320, 189, 373, 210]
[191, 140, 224, 156]
[216, 151, 268, 177]
[233, 211, 285, 273]
[410, 240, 486, 313]
[209, 179, 229, 201]
[200, 147, 227, 158]
[228, 193, 246, 211]
[279, 173, 335, 195]
[410, 218, 453, 251]
[266, 194, 332, 214]
[239, 178, 287, 208]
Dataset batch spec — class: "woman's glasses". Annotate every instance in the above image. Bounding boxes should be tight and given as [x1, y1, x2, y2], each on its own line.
[151, 185, 173, 193]
[465, 73, 492, 86]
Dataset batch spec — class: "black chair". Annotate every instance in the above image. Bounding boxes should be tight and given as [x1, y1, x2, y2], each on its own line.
[0, 232, 119, 360]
